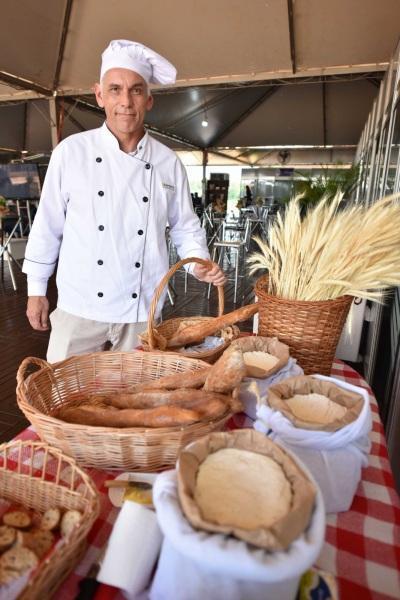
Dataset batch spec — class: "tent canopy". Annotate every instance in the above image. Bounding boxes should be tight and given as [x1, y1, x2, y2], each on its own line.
[0, 0, 398, 158]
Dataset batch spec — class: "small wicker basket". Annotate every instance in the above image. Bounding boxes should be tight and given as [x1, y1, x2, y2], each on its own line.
[255, 275, 353, 375]
[16, 352, 232, 471]
[0, 440, 99, 599]
[139, 257, 238, 364]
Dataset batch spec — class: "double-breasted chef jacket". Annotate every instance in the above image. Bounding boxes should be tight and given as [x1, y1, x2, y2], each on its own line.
[23, 123, 209, 323]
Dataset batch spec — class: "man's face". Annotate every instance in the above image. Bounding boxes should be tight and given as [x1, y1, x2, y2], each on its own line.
[94, 68, 153, 138]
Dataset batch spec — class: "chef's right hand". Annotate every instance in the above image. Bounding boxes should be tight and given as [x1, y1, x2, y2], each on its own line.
[26, 296, 50, 331]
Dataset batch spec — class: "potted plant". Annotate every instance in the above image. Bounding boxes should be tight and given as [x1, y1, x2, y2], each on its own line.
[248, 193, 400, 374]
[0, 195, 9, 217]
[291, 163, 360, 211]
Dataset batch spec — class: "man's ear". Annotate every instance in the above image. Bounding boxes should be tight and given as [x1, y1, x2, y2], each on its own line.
[94, 83, 104, 108]
[146, 93, 154, 111]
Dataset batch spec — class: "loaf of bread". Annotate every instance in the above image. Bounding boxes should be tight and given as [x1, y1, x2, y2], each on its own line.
[204, 346, 247, 394]
[126, 367, 210, 393]
[106, 388, 228, 409]
[167, 304, 259, 348]
[55, 404, 198, 428]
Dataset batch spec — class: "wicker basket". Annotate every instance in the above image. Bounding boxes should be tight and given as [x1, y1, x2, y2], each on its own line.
[0, 440, 99, 599]
[16, 352, 232, 471]
[139, 257, 238, 364]
[255, 275, 353, 375]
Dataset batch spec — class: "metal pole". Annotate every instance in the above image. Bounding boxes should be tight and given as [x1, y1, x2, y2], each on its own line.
[48, 97, 59, 148]
[202, 149, 208, 206]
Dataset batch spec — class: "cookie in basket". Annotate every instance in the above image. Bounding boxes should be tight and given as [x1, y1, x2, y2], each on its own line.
[20, 529, 55, 559]
[3, 509, 31, 529]
[0, 525, 16, 552]
[0, 546, 38, 583]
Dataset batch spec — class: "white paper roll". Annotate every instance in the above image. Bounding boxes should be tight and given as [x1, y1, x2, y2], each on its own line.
[98, 500, 163, 598]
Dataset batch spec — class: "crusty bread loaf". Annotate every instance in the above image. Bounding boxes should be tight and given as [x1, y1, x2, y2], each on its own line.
[167, 304, 259, 348]
[204, 346, 247, 394]
[107, 388, 227, 409]
[126, 367, 210, 393]
[55, 390, 232, 428]
[55, 404, 199, 428]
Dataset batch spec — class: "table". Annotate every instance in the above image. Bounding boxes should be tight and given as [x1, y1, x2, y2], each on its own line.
[13, 360, 400, 600]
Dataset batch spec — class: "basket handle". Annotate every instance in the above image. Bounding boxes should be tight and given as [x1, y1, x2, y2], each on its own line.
[16, 356, 51, 389]
[147, 257, 225, 350]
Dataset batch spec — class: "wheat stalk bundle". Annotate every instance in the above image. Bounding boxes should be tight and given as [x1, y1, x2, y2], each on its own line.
[248, 193, 400, 302]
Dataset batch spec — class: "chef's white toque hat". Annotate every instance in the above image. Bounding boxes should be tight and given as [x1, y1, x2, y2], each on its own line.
[100, 39, 177, 85]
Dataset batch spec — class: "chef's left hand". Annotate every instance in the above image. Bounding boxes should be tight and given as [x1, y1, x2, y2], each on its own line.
[193, 262, 226, 286]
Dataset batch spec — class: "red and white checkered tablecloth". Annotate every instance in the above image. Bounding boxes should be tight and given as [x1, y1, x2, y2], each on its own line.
[13, 360, 400, 600]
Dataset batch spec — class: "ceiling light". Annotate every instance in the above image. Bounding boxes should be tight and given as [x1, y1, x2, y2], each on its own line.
[21, 150, 28, 154]
[201, 118, 208, 127]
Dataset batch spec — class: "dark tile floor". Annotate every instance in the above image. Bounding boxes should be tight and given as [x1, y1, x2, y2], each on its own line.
[0, 260, 256, 442]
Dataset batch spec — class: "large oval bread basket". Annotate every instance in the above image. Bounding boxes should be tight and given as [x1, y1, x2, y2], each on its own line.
[139, 257, 239, 363]
[0, 440, 99, 599]
[16, 351, 232, 471]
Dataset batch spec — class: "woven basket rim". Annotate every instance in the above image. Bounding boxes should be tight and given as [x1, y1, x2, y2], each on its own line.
[0, 440, 100, 598]
[17, 352, 233, 435]
[255, 275, 354, 307]
[139, 316, 235, 361]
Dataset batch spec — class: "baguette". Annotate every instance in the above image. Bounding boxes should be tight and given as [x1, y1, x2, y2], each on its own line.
[166, 304, 259, 348]
[55, 393, 230, 427]
[107, 388, 228, 409]
[56, 405, 200, 427]
[126, 367, 210, 393]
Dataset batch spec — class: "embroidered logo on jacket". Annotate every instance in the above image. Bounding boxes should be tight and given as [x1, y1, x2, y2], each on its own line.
[162, 183, 175, 191]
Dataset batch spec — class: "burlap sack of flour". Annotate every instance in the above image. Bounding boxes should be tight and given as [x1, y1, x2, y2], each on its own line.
[149, 460, 325, 600]
[254, 375, 372, 513]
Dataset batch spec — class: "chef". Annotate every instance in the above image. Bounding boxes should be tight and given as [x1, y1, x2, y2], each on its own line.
[23, 39, 225, 362]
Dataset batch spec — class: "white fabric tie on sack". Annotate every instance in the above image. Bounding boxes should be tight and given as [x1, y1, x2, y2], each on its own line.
[254, 375, 372, 513]
[149, 469, 325, 600]
[240, 358, 304, 420]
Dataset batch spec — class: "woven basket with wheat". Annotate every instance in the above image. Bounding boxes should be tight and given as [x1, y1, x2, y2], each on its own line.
[248, 194, 400, 374]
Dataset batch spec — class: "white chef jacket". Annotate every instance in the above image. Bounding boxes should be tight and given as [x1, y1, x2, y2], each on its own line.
[23, 123, 209, 323]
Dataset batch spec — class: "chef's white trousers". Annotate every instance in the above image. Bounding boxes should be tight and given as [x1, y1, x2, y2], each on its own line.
[47, 307, 147, 363]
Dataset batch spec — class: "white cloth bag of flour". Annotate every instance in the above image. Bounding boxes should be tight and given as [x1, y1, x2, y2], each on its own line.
[239, 358, 304, 420]
[149, 468, 325, 600]
[254, 375, 372, 513]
